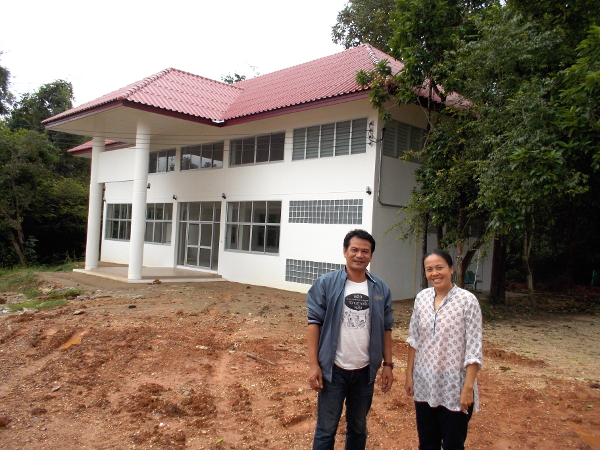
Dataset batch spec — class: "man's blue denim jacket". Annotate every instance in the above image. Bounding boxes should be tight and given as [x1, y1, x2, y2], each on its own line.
[306, 268, 394, 384]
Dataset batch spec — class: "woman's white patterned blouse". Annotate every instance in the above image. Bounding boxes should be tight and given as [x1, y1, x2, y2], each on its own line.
[407, 285, 483, 412]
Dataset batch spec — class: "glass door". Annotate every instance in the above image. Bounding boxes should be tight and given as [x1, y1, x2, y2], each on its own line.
[177, 202, 221, 270]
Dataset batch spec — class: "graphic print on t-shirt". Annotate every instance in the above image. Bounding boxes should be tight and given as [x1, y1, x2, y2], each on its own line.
[342, 293, 370, 329]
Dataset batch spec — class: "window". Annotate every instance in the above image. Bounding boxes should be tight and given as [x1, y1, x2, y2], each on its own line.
[145, 203, 173, 244]
[105, 204, 131, 241]
[149, 149, 176, 173]
[382, 120, 426, 160]
[226, 201, 281, 253]
[292, 118, 368, 160]
[181, 142, 224, 170]
[229, 133, 285, 166]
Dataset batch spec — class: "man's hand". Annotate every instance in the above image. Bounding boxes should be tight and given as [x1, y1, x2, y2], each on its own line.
[381, 366, 393, 393]
[308, 365, 323, 392]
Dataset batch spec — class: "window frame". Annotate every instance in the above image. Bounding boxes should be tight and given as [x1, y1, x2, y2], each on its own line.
[145, 203, 174, 245]
[225, 201, 281, 254]
[229, 132, 285, 167]
[292, 118, 368, 160]
[105, 204, 132, 241]
[382, 120, 426, 161]
[149, 149, 176, 173]
[180, 141, 224, 171]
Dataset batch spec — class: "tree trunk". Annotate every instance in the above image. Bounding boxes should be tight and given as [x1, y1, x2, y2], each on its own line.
[421, 213, 429, 290]
[436, 225, 444, 248]
[455, 197, 468, 287]
[8, 228, 27, 266]
[523, 216, 536, 305]
[563, 203, 579, 290]
[489, 236, 507, 304]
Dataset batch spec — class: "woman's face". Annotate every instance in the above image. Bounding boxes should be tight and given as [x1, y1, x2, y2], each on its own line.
[424, 254, 454, 291]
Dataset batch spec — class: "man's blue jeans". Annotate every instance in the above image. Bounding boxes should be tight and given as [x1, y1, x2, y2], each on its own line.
[312, 365, 374, 450]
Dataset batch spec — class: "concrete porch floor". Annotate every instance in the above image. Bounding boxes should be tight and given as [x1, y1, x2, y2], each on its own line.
[73, 262, 225, 284]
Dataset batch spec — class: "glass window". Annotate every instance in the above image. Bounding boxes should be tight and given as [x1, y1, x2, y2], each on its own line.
[181, 141, 225, 170]
[230, 132, 285, 166]
[292, 118, 367, 160]
[225, 201, 281, 254]
[105, 204, 132, 241]
[145, 203, 174, 244]
[149, 149, 176, 173]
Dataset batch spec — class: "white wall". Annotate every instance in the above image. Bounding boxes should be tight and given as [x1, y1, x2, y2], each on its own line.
[98, 99, 433, 293]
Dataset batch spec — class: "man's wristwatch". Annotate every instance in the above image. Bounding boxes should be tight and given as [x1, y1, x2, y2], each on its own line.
[382, 361, 394, 369]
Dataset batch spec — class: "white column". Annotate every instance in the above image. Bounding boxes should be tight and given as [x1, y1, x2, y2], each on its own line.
[85, 136, 105, 270]
[128, 121, 151, 280]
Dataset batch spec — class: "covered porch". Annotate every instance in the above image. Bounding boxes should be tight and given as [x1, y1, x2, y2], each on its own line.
[74, 262, 225, 284]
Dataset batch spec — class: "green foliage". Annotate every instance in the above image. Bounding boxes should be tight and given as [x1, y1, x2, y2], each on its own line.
[0, 69, 90, 266]
[345, 0, 600, 292]
[221, 73, 246, 84]
[7, 80, 74, 133]
[332, 0, 397, 51]
[5, 80, 88, 167]
[221, 66, 259, 85]
[0, 52, 13, 116]
[0, 269, 39, 294]
[8, 298, 68, 312]
[25, 177, 88, 263]
[556, 26, 600, 171]
[0, 127, 60, 265]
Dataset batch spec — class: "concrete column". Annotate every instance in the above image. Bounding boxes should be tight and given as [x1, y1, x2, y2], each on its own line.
[128, 121, 151, 280]
[85, 136, 105, 270]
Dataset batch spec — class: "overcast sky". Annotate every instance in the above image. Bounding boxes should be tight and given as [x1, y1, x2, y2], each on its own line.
[1, 0, 348, 107]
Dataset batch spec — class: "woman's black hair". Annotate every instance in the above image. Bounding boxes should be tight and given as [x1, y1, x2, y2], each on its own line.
[424, 249, 454, 268]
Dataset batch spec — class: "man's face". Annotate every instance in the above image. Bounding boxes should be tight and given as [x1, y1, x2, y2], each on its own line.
[343, 237, 373, 272]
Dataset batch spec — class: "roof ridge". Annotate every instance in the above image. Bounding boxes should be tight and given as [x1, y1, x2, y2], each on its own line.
[117, 68, 175, 100]
[363, 44, 380, 65]
[167, 68, 245, 91]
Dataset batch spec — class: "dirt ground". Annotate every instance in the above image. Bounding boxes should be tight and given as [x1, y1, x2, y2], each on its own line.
[0, 271, 599, 450]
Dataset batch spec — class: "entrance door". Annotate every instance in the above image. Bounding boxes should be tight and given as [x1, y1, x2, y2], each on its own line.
[177, 202, 221, 270]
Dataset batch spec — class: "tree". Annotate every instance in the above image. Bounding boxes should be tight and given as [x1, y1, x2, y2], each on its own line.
[221, 73, 246, 84]
[7, 80, 89, 178]
[0, 52, 13, 116]
[355, 0, 496, 288]
[0, 127, 59, 265]
[331, 0, 396, 51]
[348, 1, 599, 298]
[221, 66, 260, 85]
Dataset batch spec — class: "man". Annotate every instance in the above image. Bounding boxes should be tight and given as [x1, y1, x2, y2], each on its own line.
[307, 229, 394, 450]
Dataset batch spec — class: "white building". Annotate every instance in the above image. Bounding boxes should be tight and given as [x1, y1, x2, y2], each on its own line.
[43, 44, 489, 299]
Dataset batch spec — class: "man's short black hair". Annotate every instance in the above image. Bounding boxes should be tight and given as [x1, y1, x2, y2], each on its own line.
[343, 229, 376, 253]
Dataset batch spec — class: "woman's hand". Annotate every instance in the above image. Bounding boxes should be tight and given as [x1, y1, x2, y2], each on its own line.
[460, 385, 474, 412]
[404, 375, 414, 397]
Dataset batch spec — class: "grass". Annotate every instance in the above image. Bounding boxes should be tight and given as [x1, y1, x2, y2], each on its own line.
[0, 269, 41, 298]
[7, 298, 69, 313]
[0, 263, 85, 311]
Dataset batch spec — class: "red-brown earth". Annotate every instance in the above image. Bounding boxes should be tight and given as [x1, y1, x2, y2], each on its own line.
[0, 271, 599, 450]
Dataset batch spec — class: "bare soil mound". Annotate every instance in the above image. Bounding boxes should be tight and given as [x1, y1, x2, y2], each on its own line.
[0, 273, 598, 449]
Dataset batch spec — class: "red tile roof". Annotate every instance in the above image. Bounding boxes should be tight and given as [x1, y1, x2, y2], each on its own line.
[44, 45, 406, 127]
[67, 139, 130, 155]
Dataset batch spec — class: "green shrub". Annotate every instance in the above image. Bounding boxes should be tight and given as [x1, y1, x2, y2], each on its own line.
[8, 298, 68, 312]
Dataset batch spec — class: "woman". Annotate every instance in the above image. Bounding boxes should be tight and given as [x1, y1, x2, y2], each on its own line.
[405, 249, 483, 450]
